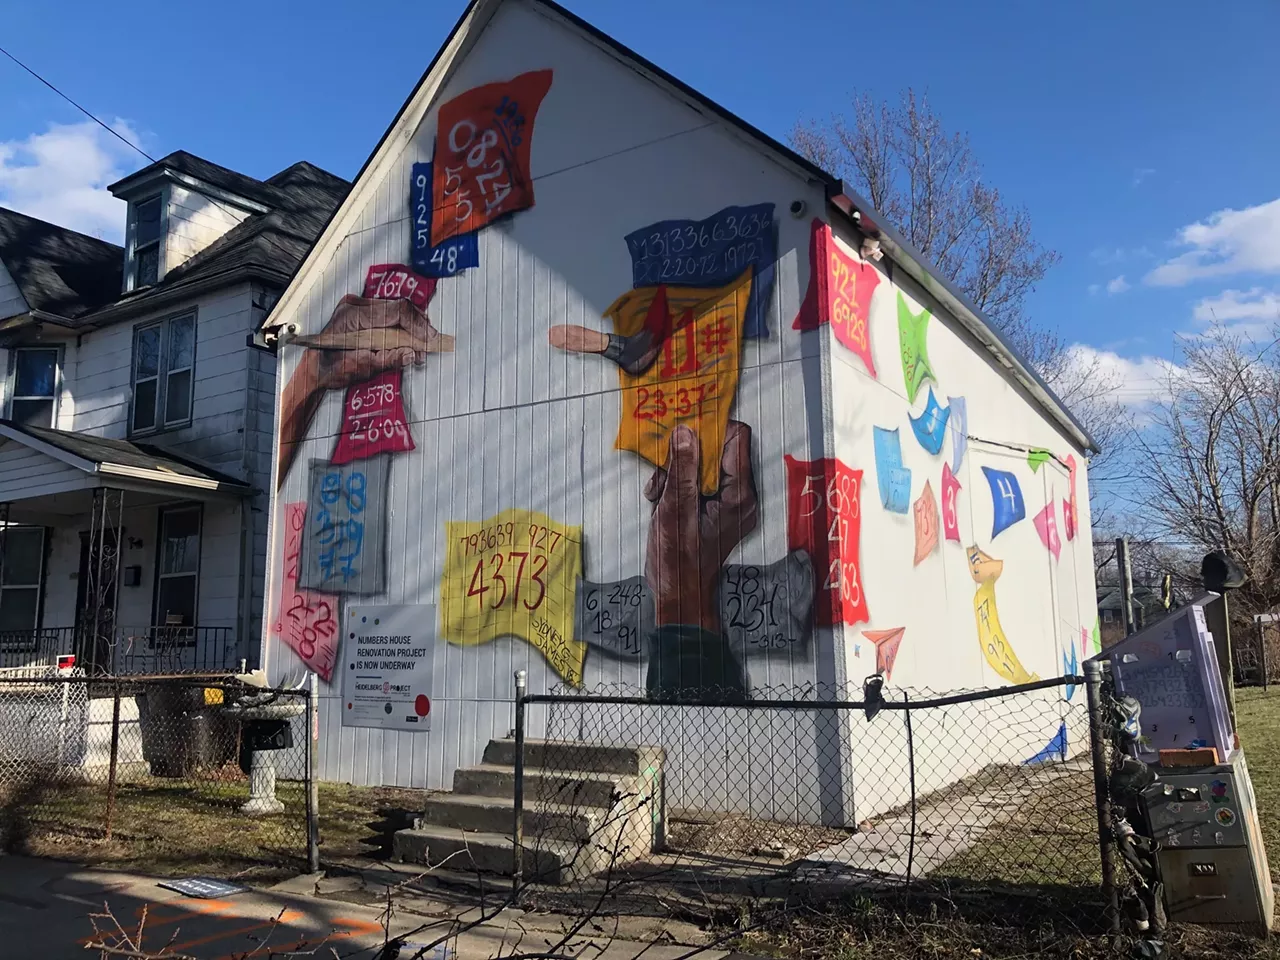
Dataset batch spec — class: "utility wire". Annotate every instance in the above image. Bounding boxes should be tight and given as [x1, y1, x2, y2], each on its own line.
[0, 44, 157, 164]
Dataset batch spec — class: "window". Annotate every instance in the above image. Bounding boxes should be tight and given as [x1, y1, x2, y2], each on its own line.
[0, 527, 46, 635]
[131, 314, 195, 433]
[9, 347, 58, 427]
[1102, 608, 1116, 624]
[154, 507, 200, 627]
[131, 195, 163, 288]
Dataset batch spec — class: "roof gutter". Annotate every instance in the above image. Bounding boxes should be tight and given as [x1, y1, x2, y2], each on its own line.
[827, 185, 1099, 455]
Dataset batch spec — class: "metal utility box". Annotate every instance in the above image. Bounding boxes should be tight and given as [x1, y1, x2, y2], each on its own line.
[1140, 752, 1274, 934]
[1109, 594, 1234, 763]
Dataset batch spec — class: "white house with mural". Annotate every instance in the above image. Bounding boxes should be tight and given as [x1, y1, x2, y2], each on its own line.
[0, 153, 347, 674]
[256, 0, 1100, 830]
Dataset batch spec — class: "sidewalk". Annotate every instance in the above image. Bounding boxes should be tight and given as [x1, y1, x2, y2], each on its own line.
[0, 855, 747, 959]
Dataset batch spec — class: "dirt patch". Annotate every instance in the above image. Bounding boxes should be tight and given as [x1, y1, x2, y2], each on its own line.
[666, 809, 853, 860]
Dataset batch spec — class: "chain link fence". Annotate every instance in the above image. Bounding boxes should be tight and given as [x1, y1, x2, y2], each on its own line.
[0, 670, 313, 880]
[514, 675, 1113, 928]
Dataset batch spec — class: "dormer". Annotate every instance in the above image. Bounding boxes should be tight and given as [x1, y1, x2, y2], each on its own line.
[108, 151, 272, 292]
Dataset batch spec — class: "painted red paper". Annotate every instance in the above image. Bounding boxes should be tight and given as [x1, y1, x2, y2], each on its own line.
[913, 480, 939, 565]
[941, 461, 962, 542]
[792, 219, 879, 377]
[363, 263, 438, 310]
[432, 70, 554, 244]
[1063, 454, 1079, 541]
[331, 371, 415, 465]
[273, 501, 340, 682]
[1034, 499, 1062, 561]
[785, 454, 870, 627]
[863, 627, 905, 681]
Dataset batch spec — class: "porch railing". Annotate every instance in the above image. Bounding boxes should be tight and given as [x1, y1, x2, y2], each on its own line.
[0, 625, 240, 677]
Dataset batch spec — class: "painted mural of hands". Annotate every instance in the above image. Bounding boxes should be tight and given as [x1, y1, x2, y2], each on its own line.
[277, 294, 453, 487]
[643, 420, 758, 632]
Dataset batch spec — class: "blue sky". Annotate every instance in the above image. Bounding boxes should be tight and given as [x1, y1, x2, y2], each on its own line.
[3, 0, 1279, 405]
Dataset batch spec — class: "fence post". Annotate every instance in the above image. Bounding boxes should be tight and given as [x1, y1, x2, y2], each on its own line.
[512, 670, 527, 903]
[903, 691, 916, 893]
[307, 671, 320, 873]
[1258, 619, 1270, 693]
[1083, 659, 1121, 934]
[104, 680, 122, 841]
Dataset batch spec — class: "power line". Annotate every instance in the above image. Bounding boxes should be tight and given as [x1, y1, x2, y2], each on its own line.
[0, 44, 156, 164]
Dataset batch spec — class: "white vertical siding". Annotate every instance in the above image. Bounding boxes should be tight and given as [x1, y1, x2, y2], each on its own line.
[164, 185, 251, 276]
[0, 259, 28, 321]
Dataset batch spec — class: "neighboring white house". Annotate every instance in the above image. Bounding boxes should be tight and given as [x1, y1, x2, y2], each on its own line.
[255, 0, 1101, 818]
[0, 153, 348, 674]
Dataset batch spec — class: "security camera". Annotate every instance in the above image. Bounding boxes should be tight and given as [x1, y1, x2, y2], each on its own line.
[789, 199, 807, 219]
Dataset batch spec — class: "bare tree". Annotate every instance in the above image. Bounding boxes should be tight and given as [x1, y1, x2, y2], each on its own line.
[1129, 325, 1280, 616]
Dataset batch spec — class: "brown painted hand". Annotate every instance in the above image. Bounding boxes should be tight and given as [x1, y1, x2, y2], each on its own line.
[643, 421, 758, 632]
[310, 294, 452, 391]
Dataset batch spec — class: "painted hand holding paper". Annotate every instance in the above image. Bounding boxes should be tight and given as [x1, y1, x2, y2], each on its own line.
[441, 508, 585, 684]
[872, 426, 911, 514]
[897, 294, 935, 403]
[941, 462, 962, 542]
[982, 466, 1025, 537]
[432, 69, 553, 244]
[273, 502, 339, 682]
[785, 455, 869, 626]
[611, 275, 749, 495]
[1034, 499, 1062, 561]
[970, 544, 1039, 685]
[625, 204, 775, 338]
[913, 480, 939, 565]
[910, 388, 950, 455]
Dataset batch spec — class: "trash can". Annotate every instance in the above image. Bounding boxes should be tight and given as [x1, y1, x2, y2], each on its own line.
[137, 685, 236, 777]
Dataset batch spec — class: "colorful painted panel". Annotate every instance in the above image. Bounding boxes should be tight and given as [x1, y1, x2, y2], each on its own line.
[792, 219, 880, 376]
[410, 162, 479, 278]
[909, 388, 950, 455]
[971, 546, 1038, 685]
[864, 627, 906, 681]
[982, 466, 1025, 538]
[948, 395, 968, 473]
[872, 426, 911, 514]
[913, 480, 939, 565]
[272, 501, 340, 682]
[431, 70, 553, 244]
[612, 275, 748, 495]
[897, 294, 935, 403]
[331, 371, 414, 465]
[1034, 500, 1062, 561]
[440, 509, 585, 684]
[941, 462, 962, 543]
[297, 456, 390, 596]
[785, 455, 869, 627]
[624, 204, 775, 338]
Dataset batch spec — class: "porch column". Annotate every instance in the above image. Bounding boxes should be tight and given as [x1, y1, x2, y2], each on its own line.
[82, 487, 124, 674]
[0, 500, 9, 592]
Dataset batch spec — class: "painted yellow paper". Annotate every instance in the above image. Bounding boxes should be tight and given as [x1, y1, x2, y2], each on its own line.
[608, 273, 750, 494]
[973, 578, 1039, 685]
[440, 509, 585, 685]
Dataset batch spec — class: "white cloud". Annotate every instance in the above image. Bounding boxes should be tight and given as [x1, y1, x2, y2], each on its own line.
[1061, 344, 1176, 412]
[1191, 287, 1280, 326]
[1146, 197, 1280, 286]
[1087, 282, 1101, 295]
[1106, 275, 1130, 295]
[0, 120, 144, 242]
[1133, 167, 1156, 186]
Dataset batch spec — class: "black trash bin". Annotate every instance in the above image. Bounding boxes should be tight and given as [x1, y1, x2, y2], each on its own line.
[137, 685, 236, 777]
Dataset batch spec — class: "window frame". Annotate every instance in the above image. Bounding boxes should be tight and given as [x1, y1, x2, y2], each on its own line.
[152, 504, 202, 633]
[127, 193, 166, 291]
[5, 345, 62, 428]
[0, 525, 49, 645]
[129, 311, 197, 436]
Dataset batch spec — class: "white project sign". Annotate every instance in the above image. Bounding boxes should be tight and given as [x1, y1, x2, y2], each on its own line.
[342, 604, 435, 731]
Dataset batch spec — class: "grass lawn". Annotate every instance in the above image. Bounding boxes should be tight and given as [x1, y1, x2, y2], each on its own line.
[1234, 686, 1280, 881]
[3, 772, 425, 882]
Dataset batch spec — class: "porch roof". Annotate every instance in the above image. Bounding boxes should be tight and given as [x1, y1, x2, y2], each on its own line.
[0, 420, 254, 503]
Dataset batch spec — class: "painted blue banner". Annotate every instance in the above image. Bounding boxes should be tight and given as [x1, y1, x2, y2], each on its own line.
[910, 388, 950, 455]
[410, 162, 479, 278]
[948, 395, 967, 473]
[982, 466, 1026, 538]
[873, 426, 912, 514]
[624, 203, 776, 338]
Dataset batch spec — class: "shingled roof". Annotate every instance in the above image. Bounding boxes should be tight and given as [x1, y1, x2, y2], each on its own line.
[0, 153, 349, 329]
[0, 208, 123, 319]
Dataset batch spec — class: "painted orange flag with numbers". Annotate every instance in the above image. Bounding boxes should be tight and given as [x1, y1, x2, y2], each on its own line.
[606, 272, 750, 495]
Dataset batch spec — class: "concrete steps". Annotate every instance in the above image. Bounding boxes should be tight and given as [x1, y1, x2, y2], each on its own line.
[392, 738, 666, 883]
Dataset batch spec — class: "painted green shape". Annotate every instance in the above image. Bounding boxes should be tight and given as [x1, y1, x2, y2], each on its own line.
[1092, 615, 1102, 655]
[1027, 448, 1052, 472]
[897, 294, 935, 403]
